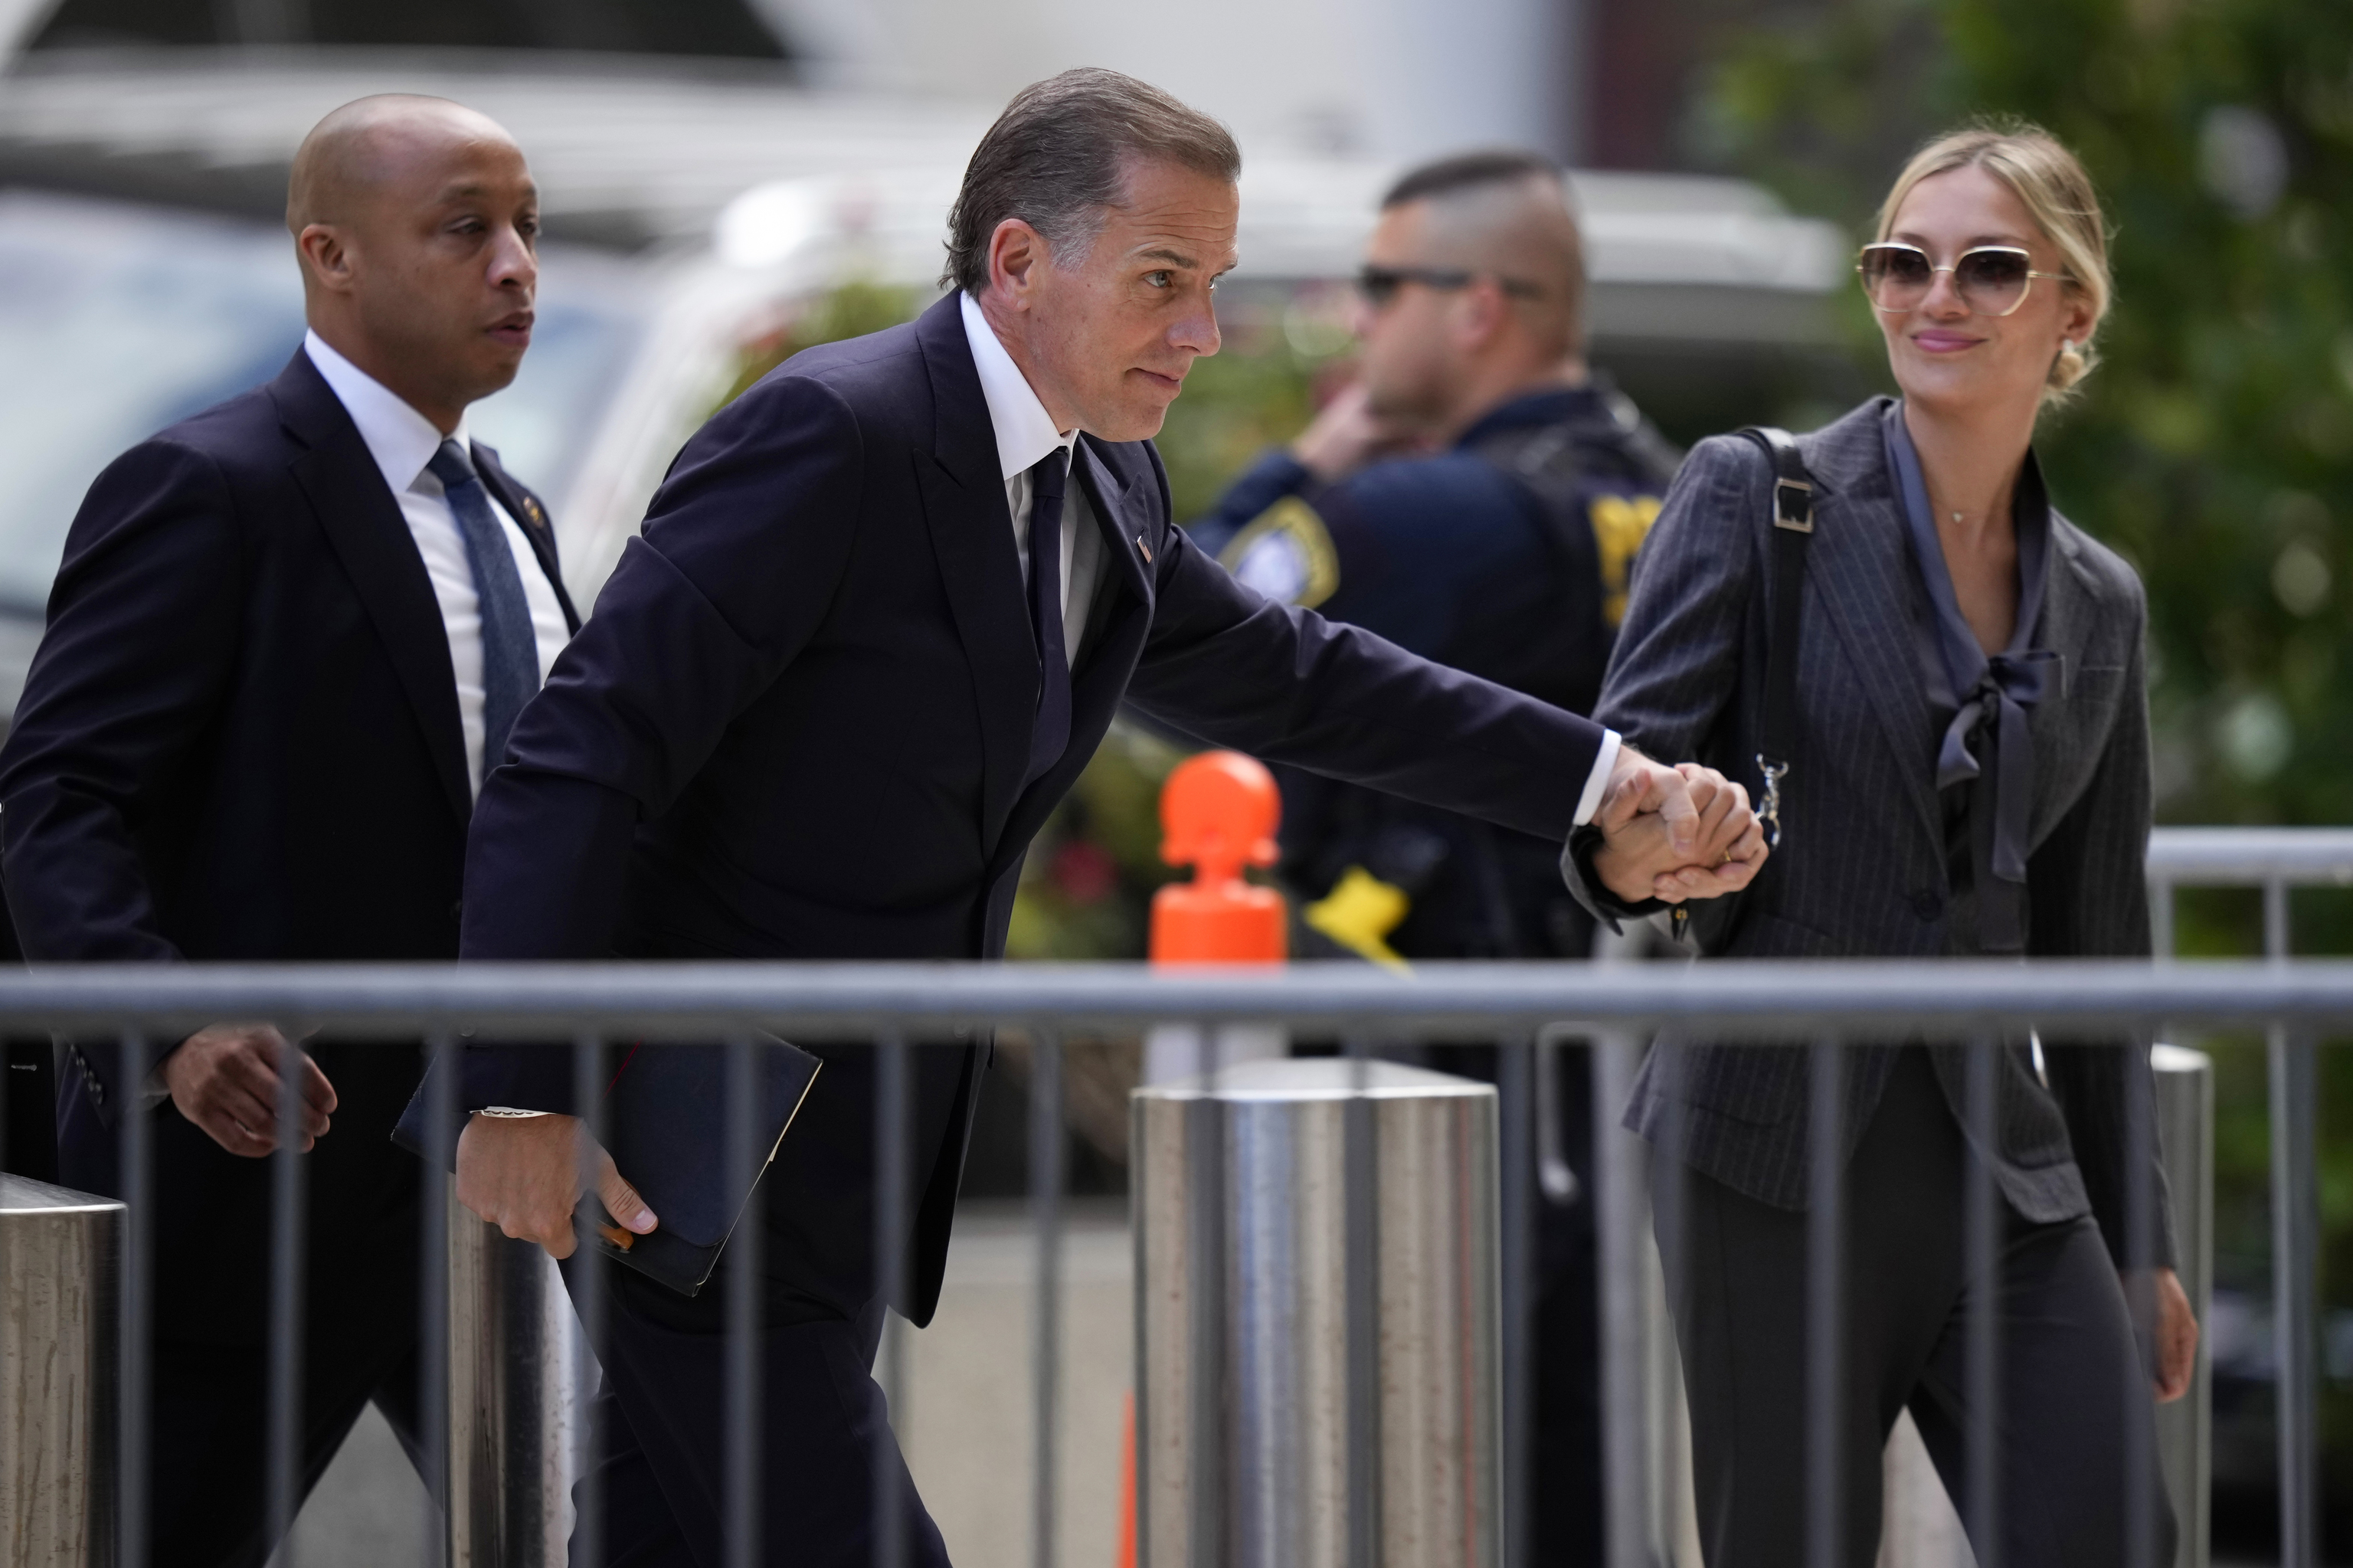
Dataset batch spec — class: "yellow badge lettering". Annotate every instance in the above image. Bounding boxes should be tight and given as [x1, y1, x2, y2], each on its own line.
[1589, 493, 1663, 628]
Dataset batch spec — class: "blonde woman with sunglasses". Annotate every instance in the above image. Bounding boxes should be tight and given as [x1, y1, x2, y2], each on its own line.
[1563, 123, 2198, 1566]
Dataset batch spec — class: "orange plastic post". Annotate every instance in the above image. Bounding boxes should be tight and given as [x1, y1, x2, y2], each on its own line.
[1114, 1392, 1137, 1568]
[1149, 751, 1285, 964]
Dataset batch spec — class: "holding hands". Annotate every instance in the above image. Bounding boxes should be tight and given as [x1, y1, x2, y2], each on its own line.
[1590, 748, 1768, 906]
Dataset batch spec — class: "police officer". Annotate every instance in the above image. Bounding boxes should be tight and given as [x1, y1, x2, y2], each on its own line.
[1189, 148, 1678, 1566]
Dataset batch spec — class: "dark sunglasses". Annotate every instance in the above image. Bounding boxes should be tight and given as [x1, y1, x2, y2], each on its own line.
[1356, 264, 1544, 309]
[1856, 242, 2068, 319]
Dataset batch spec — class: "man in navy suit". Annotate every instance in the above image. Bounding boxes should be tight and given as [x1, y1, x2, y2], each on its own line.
[0, 97, 577, 1567]
[450, 70, 1762, 1566]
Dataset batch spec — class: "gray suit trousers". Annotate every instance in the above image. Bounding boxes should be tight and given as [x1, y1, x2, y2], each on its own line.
[1651, 1049, 2175, 1568]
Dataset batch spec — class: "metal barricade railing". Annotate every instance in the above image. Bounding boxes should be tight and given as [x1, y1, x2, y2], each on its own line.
[2145, 825, 2353, 960]
[2146, 824, 2353, 1568]
[0, 817, 2348, 1568]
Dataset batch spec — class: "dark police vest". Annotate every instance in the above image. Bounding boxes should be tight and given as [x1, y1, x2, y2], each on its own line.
[1457, 378, 1681, 718]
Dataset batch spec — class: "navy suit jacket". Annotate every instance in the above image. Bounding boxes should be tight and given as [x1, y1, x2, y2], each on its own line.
[456, 293, 1605, 1324]
[0, 349, 579, 1339]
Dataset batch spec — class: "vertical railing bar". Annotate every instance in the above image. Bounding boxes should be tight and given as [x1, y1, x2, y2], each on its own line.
[419, 1029, 455, 1564]
[1533, 1031, 1577, 1204]
[873, 1031, 911, 1568]
[2150, 876, 2175, 962]
[725, 1031, 763, 1568]
[1128, 1060, 1147, 1568]
[1803, 1035, 1844, 1568]
[878, 1303, 908, 1481]
[1203, 1010, 1236, 1555]
[1029, 1027, 1065, 1568]
[266, 1026, 308, 1564]
[2264, 876, 2289, 962]
[2122, 1037, 2157, 1568]
[1339, 1026, 1379, 1568]
[1650, 1036, 1688, 1562]
[1184, 1017, 1230, 1568]
[119, 1030, 153, 1568]
[1497, 1032, 1535, 1568]
[2269, 1022, 2318, 1568]
[1965, 1033, 2001, 1568]
[1592, 1030, 1648, 1568]
[571, 1030, 608, 1568]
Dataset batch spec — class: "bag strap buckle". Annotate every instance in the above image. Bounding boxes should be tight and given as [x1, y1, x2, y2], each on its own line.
[1772, 476, 1814, 532]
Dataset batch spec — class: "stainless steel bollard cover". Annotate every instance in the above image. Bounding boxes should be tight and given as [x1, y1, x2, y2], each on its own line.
[1134, 1057, 1501, 1568]
[447, 1197, 589, 1568]
[2, 1175, 122, 1568]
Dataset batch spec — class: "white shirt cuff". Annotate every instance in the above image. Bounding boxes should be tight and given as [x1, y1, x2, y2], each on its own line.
[1572, 730, 1622, 828]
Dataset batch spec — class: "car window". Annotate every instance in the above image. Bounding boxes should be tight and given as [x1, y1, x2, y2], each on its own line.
[0, 188, 637, 617]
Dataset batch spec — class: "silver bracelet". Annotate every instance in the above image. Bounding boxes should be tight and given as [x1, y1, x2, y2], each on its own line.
[477, 1105, 553, 1118]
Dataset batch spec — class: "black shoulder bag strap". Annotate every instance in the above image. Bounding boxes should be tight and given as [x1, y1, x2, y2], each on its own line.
[1736, 427, 1814, 850]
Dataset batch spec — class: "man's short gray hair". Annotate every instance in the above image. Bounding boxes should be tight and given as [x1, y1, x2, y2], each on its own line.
[943, 68, 1241, 295]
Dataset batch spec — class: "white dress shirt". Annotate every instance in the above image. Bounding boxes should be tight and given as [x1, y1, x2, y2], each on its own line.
[304, 332, 571, 794]
[954, 297, 1621, 825]
[959, 293, 1106, 660]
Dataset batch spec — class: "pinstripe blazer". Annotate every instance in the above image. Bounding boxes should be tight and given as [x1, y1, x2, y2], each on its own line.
[1567, 398, 2174, 1268]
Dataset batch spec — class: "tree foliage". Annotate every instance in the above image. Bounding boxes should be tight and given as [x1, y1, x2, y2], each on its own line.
[1693, 0, 2353, 834]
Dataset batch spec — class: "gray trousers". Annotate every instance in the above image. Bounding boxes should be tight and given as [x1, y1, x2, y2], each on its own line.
[1651, 1049, 2176, 1568]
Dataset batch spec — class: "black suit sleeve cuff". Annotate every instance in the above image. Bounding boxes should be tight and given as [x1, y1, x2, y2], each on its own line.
[459, 1041, 580, 1116]
[391, 1040, 580, 1170]
[1560, 823, 1667, 935]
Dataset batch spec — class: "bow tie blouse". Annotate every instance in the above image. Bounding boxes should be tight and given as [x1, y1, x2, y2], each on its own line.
[1881, 401, 2059, 955]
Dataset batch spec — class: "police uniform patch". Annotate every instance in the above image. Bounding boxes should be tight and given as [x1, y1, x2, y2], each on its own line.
[1588, 492, 1663, 628]
[1217, 495, 1340, 608]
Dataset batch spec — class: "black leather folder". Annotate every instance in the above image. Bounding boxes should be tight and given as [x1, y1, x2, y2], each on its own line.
[394, 1036, 821, 1297]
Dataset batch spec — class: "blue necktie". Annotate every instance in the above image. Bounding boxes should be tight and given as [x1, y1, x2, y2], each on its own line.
[1023, 450, 1072, 787]
[427, 440, 540, 786]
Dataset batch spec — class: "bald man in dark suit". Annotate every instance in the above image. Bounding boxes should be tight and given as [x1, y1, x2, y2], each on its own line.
[0, 96, 577, 1567]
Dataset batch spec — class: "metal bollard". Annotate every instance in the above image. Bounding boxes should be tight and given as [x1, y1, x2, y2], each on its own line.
[2, 1175, 122, 1568]
[1133, 1056, 1501, 1568]
[447, 1197, 590, 1567]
